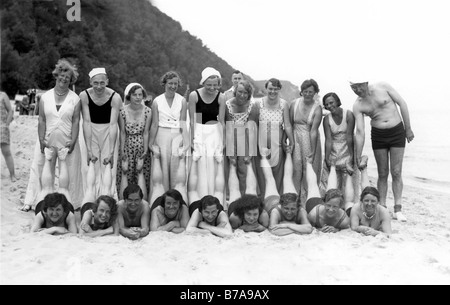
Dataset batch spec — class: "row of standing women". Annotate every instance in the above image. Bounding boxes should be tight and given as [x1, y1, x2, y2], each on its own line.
[20, 59, 358, 216]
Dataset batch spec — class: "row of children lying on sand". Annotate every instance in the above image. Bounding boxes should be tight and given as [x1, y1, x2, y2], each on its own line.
[30, 142, 391, 239]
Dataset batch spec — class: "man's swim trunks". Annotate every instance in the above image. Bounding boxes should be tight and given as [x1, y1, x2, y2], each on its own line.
[371, 122, 406, 150]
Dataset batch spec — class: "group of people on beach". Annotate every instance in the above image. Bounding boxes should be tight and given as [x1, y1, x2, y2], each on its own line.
[1, 57, 414, 239]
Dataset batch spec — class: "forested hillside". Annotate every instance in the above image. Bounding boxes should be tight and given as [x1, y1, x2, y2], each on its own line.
[1, 0, 251, 97]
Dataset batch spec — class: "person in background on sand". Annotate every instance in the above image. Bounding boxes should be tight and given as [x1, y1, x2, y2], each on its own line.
[79, 67, 121, 200]
[320, 92, 360, 202]
[350, 156, 392, 237]
[149, 145, 190, 233]
[0, 91, 18, 182]
[351, 78, 414, 222]
[22, 59, 84, 212]
[255, 78, 294, 198]
[224, 70, 245, 102]
[117, 184, 150, 240]
[305, 155, 352, 233]
[290, 79, 323, 206]
[149, 71, 190, 191]
[220, 80, 258, 198]
[116, 83, 151, 200]
[259, 148, 312, 236]
[188, 67, 226, 200]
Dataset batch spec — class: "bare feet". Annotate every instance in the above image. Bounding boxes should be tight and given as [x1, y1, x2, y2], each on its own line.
[57, 147, 69, 161]
[121, 156, 129, 173]
[136, 156, 144, 172]
[44, 147, 55, 161]
[151, 145, 161, 159]
[359, 155, 368, 170]
[19, 204, 32, 212]
[214, 147, 223, 163]
[345, 160, 355, 176]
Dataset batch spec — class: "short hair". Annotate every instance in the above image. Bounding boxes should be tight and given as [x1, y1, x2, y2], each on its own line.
[360, 186, 380, 202]
[233, 195, 263, 220]
[52, 58, 79, 85]
[161, 189, 186, 208]
[300, 79, 319, 95]
[265, 78, 282, 89]
[322, 92, 342, 109]
[42, 192, 71, 213]
[232, 70, 242, 75]
[160, 71, 183, 87]
[123, 184, 144, 200]
[125, 85, 147, 102]
[199, 195, 221, 211]
[279, 193, 300, 207]
[324, 189, 344, 208]
[233, 80, 253, 100]
[94, 195, 118, 226]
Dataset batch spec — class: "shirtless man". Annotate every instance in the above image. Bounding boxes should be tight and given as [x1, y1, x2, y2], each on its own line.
[117, 184, 150, 240]
[79, 68, 122, 199]
[351, 80, 414, 222]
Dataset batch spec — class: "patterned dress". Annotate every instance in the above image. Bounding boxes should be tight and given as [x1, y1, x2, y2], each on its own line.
[256, 98, 287, 196]
[292, 97, 322, 204]
[116, 106, 152, 193]
[319, 109, 360, 202]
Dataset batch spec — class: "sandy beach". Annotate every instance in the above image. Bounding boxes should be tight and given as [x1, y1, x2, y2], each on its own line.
[1, 115, 450, 285]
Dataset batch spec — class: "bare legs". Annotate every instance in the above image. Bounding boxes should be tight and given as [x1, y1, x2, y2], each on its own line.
[228, 162, 241, 204]
[1, 143, 17, 182]
[305, 155, 321, 204]
[245, 159, 257, 196]
[149, 146, 165, 205]
[119, 156, 128, 200]
[173, 146, 188, 202]
[35, 147, 56, 203]
[213, 151, 225, 207]
[82, 159, 97, 205]
[57, 147, 72, 203]
[260, 148, 280, 212]
[188, 152, 200, 204]
[283, 148, 297, 194]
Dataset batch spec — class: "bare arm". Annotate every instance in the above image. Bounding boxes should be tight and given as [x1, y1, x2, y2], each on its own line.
[79, 91, 94, 162]
[198, 212, 233, 238]
[309, 106, 323, 162]
[323, 115, 332, 168]
[38, 98, 47, 153]
[282, 101, 294, 150]
[118, 110, 126, 158]
[138, 202, 151, 237]
[148, 102, 159, 150]
[2, 93, 14, 125]
[67, 100, 81, 154]
[350, 204, 378, 235]
[384, 82, 414, 142]
[105, 94, 121, 166]
[352, 102, 365, 167]
[142, 109, 151, 157]
[188, 91, 198, 147]
[270, 208, 313, 235]
[117, 205, 140, 240]
[346, 110, 355, 166]
[186, 210, 211, 235]
[79, 211, 114, 237]
[218, 94, 226, 148]
[379, 208, 392, 236]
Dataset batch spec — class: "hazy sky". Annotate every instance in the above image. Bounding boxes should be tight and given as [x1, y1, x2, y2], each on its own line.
[153, 0, 450, 112]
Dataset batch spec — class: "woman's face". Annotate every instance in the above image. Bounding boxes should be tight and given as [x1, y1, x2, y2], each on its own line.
[165, 77, 179, 94]
[164, 196, 180, 218]
[362, 194, 378, 214]
[94, 201, 111, 224]
[324, 96, 339, 113]
[302, 86, 316, 102]
[324, 198, 341, 218]
[91, 74, 108, 95]
[57, 71, 72, 89]
[202, 205, 219, 224]
[130, 88, 144, 105]
[235, 84, 249, 104]
[47, 204, 65, 223]
[266, 82, 280, 100]
[243, 208, 260, 225]
[203, 77, 220, 94]
[281, 201, 298, 221]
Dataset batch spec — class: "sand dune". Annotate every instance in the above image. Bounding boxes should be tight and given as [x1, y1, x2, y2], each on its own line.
[1, 116, 450, 285]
